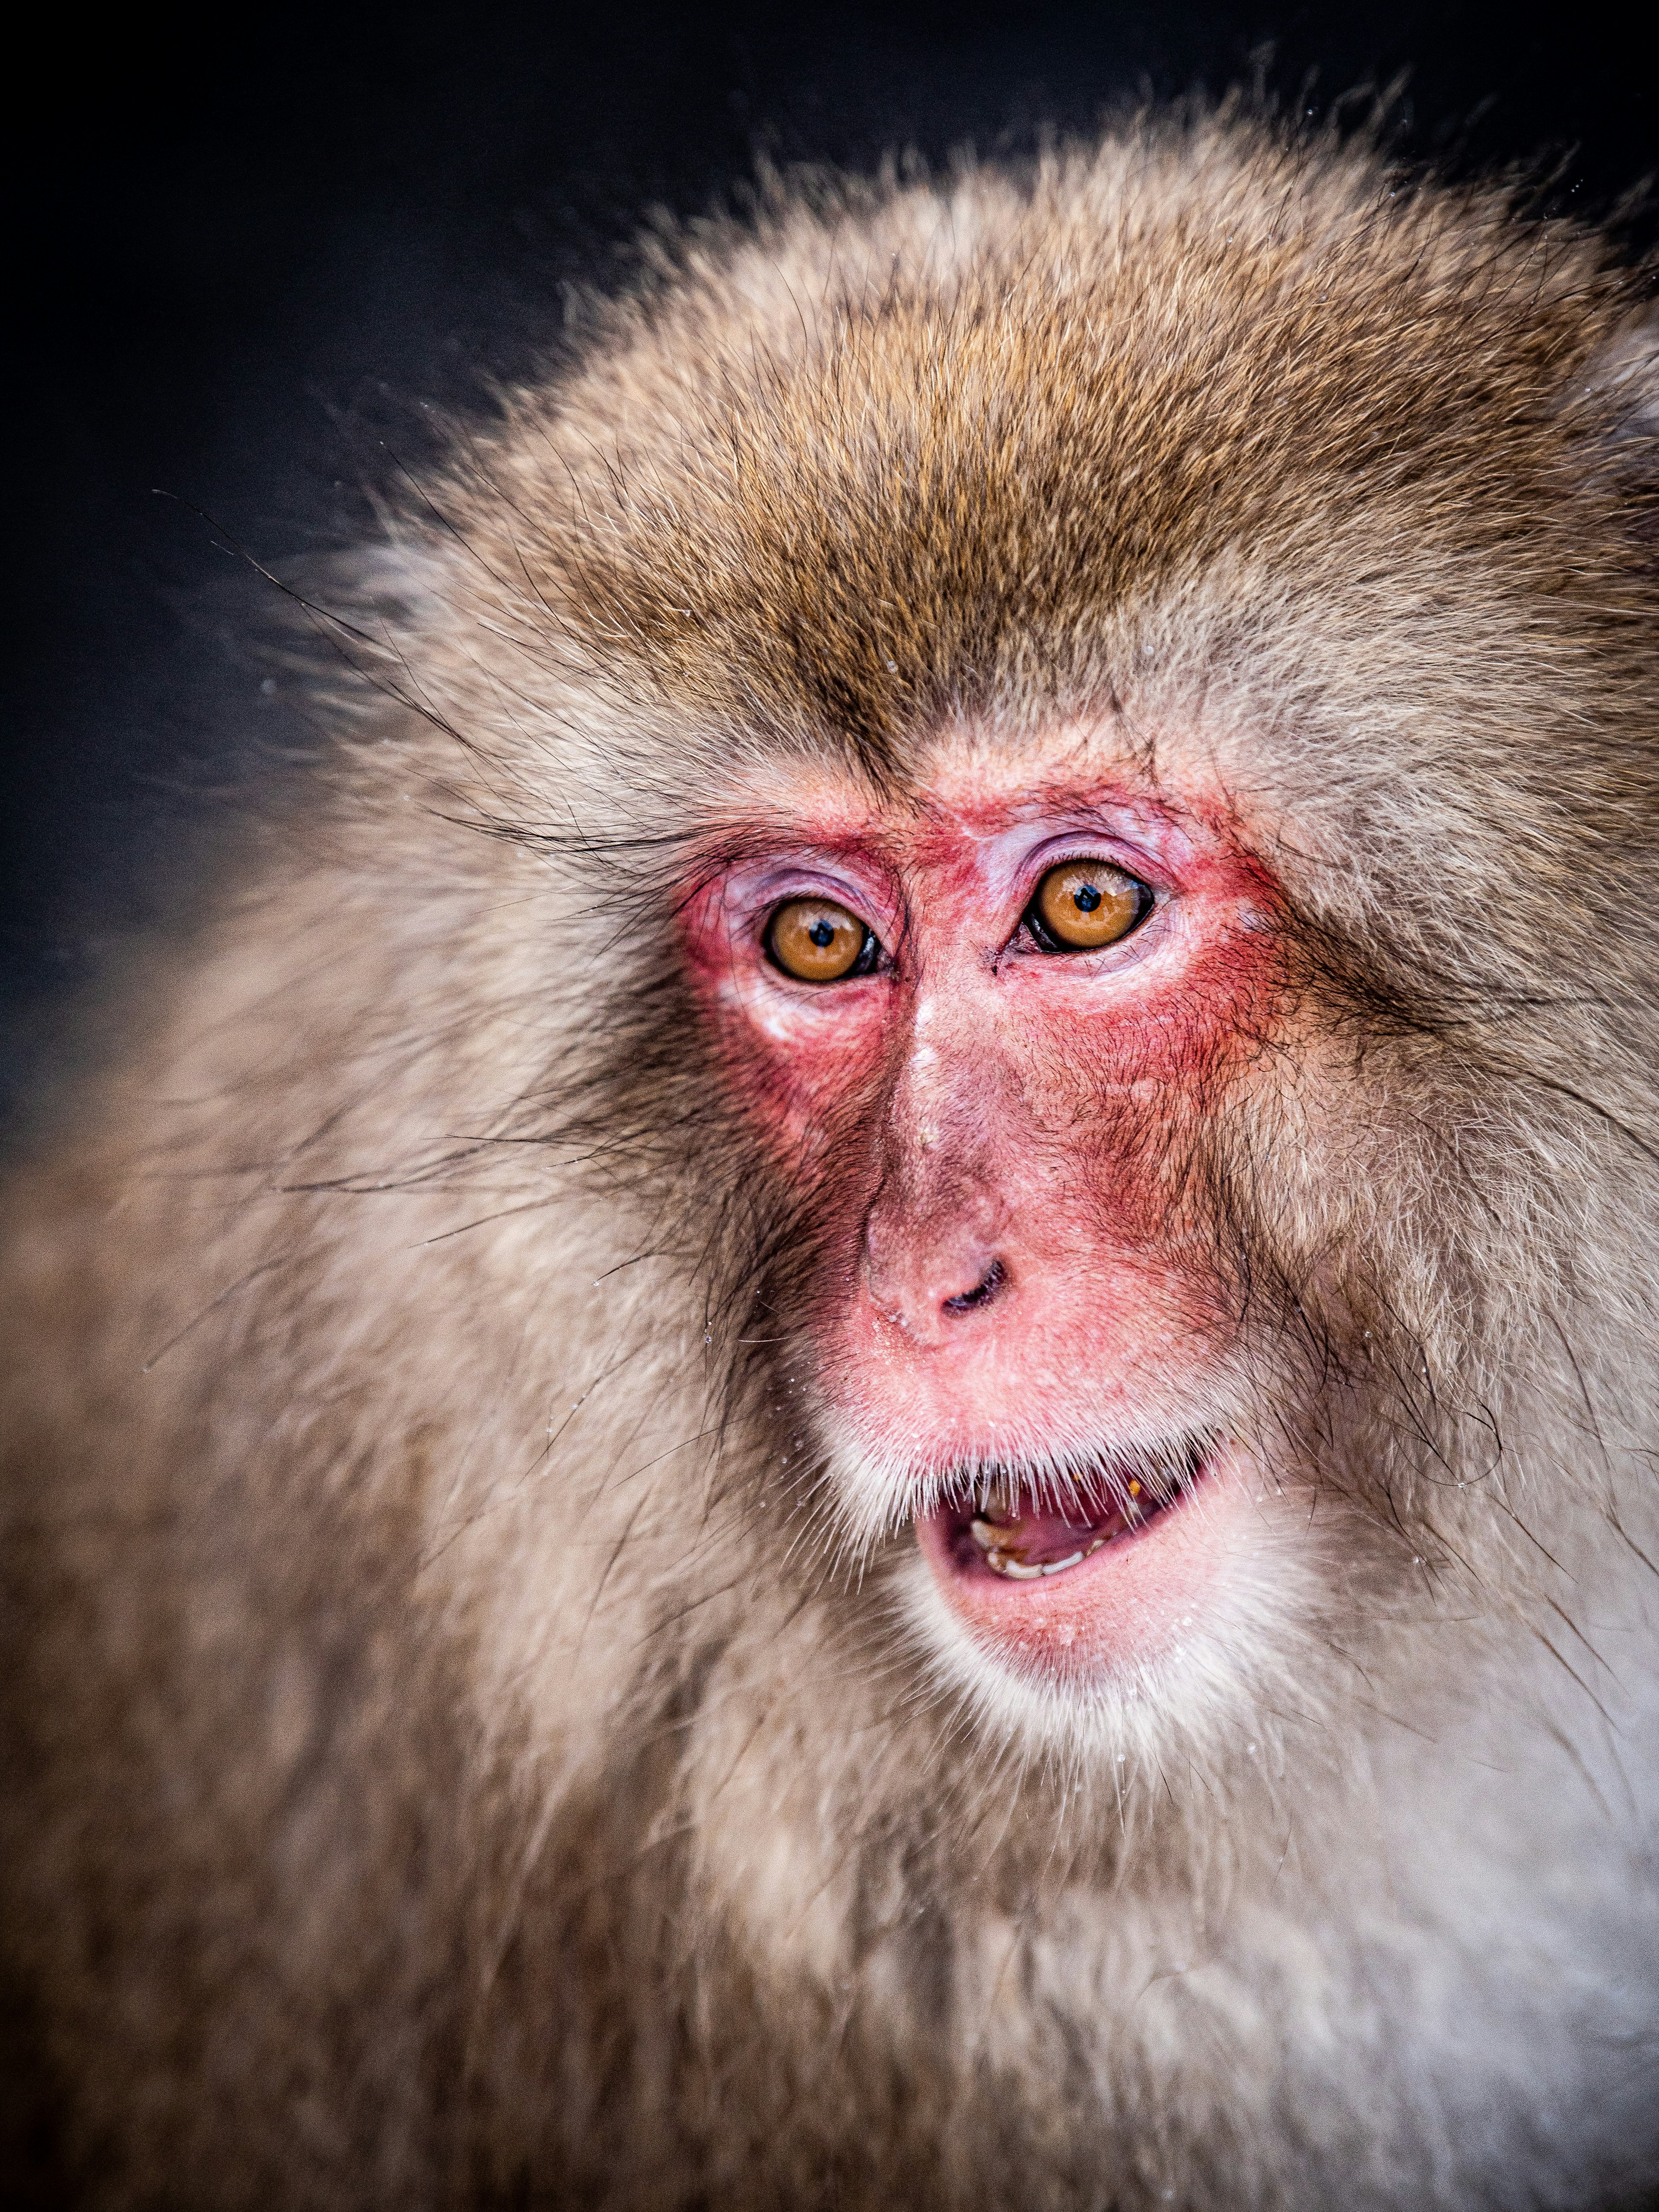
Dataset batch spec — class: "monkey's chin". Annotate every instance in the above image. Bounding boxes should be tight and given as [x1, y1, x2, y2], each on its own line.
[912, 1443, 1238, 1691]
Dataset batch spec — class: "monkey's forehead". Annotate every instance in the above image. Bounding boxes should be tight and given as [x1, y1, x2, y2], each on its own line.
[430, 116, 1643, 774]
[659, 726, 1237, 858]
[383, 113, 1657, 996]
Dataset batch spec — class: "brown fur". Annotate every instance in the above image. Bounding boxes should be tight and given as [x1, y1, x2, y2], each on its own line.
[5, 106, 1659, 2209]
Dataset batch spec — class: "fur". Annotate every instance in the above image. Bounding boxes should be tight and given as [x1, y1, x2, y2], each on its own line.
[4, 105, 1659, 2209]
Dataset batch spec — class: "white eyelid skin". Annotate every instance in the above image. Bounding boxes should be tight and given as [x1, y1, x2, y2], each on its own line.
[985, 814, 1178, 910]
[732, 862, 893, 942]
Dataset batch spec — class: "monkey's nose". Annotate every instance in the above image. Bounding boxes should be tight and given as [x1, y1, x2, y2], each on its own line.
[862, 1220, 1009, 1344]
[942, 1259, 1006, 1314]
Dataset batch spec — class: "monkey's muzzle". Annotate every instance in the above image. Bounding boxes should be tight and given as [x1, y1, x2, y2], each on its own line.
[914, 1438, 1226, 1680]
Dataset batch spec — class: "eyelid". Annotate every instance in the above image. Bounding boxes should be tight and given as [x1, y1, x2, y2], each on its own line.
[736, 868, 892, 944]
[1017, 838, 1162, 898]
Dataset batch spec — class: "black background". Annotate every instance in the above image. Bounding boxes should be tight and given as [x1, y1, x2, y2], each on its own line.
[3, 1, 1653, 1103]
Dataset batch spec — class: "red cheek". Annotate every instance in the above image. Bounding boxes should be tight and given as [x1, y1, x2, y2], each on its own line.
[1107, 860, 1285, 1087]
[1008, 869, 1290, 1228]
[677, 880, 893, 1165]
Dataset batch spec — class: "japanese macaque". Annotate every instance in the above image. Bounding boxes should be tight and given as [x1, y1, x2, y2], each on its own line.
[6, 103, 1659, 2212]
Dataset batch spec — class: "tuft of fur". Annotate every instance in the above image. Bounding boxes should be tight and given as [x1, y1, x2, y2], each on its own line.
[4, 105, 1659, 2210]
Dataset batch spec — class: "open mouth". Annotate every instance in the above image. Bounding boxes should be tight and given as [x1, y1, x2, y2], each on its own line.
[932, 1438, 1208, 1580]
[912, 1437, 1224, 1679]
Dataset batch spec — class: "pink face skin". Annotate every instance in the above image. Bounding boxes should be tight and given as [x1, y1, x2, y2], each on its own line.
[678, 737, 1288, 1685]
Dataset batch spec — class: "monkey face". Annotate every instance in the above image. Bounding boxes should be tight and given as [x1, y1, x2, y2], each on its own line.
[677, 736, 1306, 1713]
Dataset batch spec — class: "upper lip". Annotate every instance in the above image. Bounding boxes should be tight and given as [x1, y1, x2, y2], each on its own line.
[933, 1433, 1211, 1520]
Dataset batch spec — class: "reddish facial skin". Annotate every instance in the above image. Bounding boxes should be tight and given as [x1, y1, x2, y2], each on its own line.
[678, 743, 1289, 1683]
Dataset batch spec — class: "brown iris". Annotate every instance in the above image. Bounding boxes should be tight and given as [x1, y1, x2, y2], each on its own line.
[766, 896, 875, 983]
[1028, 859, 1150, 952]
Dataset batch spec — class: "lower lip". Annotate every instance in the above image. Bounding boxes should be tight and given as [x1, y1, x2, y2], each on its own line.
[914, 1453, 1236, 1682]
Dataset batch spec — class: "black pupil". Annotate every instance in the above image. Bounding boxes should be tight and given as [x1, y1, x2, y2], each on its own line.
[1072, 884, 1103, 913]
[808, 919, 836, 947]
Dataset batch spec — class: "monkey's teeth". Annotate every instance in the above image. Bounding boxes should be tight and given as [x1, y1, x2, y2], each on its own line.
[956, 1454, 1202, 1580]
[970, 1519, 1107, 1578]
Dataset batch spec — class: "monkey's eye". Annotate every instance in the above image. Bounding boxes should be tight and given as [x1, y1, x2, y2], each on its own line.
[766, 896, 879, 983]
[1025, 859, 1152, 952]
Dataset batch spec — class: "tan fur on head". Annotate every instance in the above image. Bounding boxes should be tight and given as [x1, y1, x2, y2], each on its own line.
[4, 104, 1659, 2210]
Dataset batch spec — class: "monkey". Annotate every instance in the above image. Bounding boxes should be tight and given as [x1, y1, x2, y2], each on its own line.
[3, 99, 1659, 2212]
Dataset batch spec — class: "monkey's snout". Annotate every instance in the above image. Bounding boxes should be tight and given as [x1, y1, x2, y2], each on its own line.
[861, 1215, 1009, 1341]
[942, 1259, 1007, 1316]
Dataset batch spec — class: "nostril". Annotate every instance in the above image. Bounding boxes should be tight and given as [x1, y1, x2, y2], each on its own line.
[942, 1259, 1007, 1316]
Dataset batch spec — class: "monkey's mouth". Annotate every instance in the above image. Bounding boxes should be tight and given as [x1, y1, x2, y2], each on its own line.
[928, 1441, 1205, 1578]
[913, 1438, 1223, 1676]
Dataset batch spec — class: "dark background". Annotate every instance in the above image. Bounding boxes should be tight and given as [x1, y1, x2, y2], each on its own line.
[3, 0, 1653, 1106]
